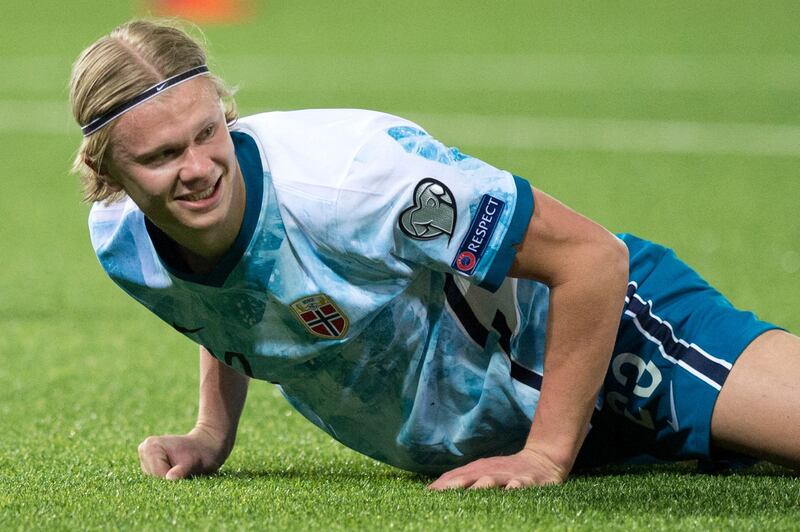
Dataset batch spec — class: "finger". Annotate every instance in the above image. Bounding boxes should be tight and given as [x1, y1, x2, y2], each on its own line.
[142, 451, 172, 478]
[429, 467, 462, 484]
[138, 438, 172, 477]
[426, 477, 450, 490]
[429, 463, 499, 490]
[427, 471, 454, 490]
[428, 474, 471, 491]
[468, 475, 499, 490]
[165, 463, 192, 481]
[506, 476, 535, 490]
[505, 479, 524, 490]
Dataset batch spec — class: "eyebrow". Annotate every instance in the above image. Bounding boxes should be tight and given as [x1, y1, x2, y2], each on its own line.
[130, 113, 220, 162]
[133, 141, 182, 163]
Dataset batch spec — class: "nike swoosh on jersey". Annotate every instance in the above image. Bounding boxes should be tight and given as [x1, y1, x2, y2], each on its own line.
[172, 323, 204, 334]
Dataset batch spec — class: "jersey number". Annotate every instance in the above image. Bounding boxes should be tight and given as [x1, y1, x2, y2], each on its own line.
[605, 352, 662, 430]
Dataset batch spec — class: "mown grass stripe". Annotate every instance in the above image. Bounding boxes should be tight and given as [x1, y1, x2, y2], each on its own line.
[7, 99, 799, 157]
[411, 113, 800, 157]
[3, 53, 800, 92]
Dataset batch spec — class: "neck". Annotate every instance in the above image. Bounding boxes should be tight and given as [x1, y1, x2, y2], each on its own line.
[178, 236, 233, 274]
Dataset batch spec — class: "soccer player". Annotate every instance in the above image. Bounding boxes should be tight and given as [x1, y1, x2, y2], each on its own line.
[70, 20, 800, 489]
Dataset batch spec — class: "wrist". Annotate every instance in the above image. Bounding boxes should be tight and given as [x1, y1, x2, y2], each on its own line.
[522, 439, 578, 474]
[517, 446, 571, 483]
[192, 421, 236, 455]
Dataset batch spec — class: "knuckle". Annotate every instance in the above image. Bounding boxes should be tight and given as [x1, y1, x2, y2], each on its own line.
[444, 476, 464, 487]
[138, 436, 159, 455]
[516, 476, 533, 486]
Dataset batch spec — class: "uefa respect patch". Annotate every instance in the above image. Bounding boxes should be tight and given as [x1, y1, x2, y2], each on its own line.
[451, 195, 506, 275]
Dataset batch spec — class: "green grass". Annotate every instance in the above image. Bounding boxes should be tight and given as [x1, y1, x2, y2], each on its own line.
[2, 0, 800, 529]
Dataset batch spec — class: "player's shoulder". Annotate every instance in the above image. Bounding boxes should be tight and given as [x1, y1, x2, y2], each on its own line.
[236, 108, 421, 140]
[87, 197, 166, 288]
[232, 109, 421, 190]
[88, 196, 144, 254]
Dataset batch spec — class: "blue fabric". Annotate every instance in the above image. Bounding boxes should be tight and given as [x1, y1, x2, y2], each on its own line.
[575, 234, 779, 468]
[479, 176, 534, 292]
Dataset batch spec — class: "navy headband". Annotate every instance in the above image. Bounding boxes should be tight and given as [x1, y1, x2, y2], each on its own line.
[81, 65, 210, 137]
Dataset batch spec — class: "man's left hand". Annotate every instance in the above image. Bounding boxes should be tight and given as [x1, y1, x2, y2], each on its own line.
[427, 447, 568, 490]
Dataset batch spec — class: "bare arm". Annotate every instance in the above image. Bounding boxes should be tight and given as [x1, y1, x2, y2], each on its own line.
[512, 188, 628, 475]
[195, 346, 250, 455]
[138, 346, 250, 480]
[429, 187, 629, 489]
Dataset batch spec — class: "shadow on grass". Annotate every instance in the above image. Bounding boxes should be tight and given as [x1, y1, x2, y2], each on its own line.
[216, 459, 795, 486]
[574, 460, 796, 479]
[182, 460, 800, 521]
[218, 464, 428, 484]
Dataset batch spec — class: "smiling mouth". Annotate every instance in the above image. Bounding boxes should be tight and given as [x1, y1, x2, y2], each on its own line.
[178, 177, 221, 202]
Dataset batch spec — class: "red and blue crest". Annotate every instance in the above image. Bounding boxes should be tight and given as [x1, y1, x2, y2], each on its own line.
[290, 294, 349, 339]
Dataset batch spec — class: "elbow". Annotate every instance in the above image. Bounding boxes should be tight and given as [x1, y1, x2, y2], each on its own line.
[610, 234, 629, 274]
[604, 234, 630, 293]
[550, 231, 629, 294]
[579, 231, 628, 292]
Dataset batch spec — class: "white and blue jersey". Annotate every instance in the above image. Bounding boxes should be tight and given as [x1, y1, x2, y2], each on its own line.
[90, 110, 777, 473]
[90, 110, 546, 474]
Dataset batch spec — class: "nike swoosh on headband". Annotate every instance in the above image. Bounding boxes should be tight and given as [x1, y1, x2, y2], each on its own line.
[80, 65, 210, 137]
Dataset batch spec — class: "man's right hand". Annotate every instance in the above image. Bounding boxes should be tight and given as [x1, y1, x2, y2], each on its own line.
[137, 425, 231, 480]
[138, 347, 250, 480]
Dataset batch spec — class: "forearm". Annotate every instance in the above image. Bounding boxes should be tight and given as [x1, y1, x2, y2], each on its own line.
[525, 237, 628, 470]
[195, 346, 250, 454]
[429, 188, 630, 489]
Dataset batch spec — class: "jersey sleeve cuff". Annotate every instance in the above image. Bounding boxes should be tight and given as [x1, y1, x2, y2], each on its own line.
[478, 175, 534, 292]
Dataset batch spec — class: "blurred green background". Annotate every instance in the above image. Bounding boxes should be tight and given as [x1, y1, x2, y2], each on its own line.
[1, 1, 799, 529]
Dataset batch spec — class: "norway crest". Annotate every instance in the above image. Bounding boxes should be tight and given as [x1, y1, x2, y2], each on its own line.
[290, 294, 349, 339]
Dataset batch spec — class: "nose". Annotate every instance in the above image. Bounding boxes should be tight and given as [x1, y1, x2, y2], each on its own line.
[178, 145, 215, 184]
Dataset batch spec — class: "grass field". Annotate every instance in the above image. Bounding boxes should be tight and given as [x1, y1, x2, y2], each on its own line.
[2, 0, 800, 529]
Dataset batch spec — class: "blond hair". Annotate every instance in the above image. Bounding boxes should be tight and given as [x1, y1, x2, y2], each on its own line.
[69, 20, 238, 204]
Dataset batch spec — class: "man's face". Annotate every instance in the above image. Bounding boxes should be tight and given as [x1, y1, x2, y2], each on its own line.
[105, 78, 242, 243]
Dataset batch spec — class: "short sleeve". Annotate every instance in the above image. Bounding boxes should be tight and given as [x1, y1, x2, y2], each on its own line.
[333, 123, 534, 292]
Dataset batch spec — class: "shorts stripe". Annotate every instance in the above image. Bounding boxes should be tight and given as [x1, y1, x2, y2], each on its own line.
[624, 282, 730, 391]
[443, 275, 543, 390]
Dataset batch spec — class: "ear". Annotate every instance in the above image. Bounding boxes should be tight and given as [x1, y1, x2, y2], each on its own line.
[84, 157, 123, 192]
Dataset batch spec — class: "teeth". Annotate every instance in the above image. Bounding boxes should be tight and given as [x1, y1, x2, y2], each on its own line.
[183, 184, 215, 201]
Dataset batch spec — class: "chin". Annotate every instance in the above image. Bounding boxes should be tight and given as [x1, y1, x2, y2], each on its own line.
[180, 209, 228, 232]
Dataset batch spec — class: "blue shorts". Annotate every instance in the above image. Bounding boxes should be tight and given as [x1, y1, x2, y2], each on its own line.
[575, 234, 779, 469]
